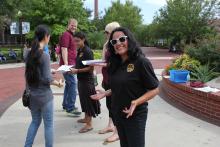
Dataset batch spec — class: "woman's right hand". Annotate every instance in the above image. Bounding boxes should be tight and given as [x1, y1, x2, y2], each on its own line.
[69, 68, 78, 74]
[90, 89, 106, 100]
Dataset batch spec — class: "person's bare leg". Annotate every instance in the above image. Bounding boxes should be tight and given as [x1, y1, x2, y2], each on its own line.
[98, 117, 114, 134]
[105, 126, 119, 143]
[79, 114, 93, 133]
[85, 114, 92, 128]
[77, 113, 87, 123]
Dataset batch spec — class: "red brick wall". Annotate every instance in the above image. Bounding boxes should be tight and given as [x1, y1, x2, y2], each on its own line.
[160, 76, 220, 126]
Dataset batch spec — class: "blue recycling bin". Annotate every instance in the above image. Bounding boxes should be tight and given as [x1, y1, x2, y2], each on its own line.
[169, 70, 190, 83]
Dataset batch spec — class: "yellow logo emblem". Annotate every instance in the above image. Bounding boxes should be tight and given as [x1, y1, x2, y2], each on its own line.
[127, 64, 134, 72]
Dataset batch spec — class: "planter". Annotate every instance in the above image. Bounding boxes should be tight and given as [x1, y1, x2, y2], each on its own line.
[160, 71, 220, 126]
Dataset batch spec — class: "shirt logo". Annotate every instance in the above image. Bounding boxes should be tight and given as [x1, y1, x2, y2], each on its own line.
[79, 52, 83, 57]
[127, 64, 134, 72]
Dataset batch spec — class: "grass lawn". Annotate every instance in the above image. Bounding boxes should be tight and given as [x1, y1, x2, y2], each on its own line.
[0, 47, 23, 63]
[0, 48, 103, 63]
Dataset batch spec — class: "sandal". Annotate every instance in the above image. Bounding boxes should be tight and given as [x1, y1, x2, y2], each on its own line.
[98, 127, 114, 134]
[105, 134, 119, 143]
[79, 127, 93, 133]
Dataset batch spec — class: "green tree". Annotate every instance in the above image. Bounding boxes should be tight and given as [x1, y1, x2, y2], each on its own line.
[87, 31, 105, 50]
[91, 18, 106, 32]
[153, 0, 219, 46]
[18, 0, 92, 45]
[133, 24, 149, 46]
[103, 0, 143, 32]
[0, 0, 24, 32]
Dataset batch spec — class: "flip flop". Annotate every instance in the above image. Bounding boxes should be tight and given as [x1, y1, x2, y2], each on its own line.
[103, 137, 119, 145]
[98, 128, 114, 134]
[104, 136, 119, 143]
[79, 127, 93, 133]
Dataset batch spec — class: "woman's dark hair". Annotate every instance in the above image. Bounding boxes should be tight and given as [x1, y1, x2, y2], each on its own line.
[25, 25, 50, 87]
[74, 32, 89, 47]
[107, 27, 144, 74]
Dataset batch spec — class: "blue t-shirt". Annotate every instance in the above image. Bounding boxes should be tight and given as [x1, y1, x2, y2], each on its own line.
[44, 45, 49, 54]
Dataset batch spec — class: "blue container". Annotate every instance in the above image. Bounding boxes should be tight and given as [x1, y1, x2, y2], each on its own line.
[169, 70, 190, 83]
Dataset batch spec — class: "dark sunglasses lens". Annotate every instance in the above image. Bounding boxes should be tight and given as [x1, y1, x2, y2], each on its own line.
[111, 40, 117, 45]
[119, 37, 126, 42]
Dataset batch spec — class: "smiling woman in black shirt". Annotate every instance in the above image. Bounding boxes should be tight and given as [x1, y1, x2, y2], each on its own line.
[70, 32, 100, 133]
[91, 27, 159, 147]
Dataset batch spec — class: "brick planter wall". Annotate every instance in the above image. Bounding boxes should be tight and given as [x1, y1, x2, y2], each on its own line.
[160, 76, 220, 126]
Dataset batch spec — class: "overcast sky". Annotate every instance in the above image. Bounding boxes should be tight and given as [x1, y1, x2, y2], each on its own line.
[83, 0, 167, 24]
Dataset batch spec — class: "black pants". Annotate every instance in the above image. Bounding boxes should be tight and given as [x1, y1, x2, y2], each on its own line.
[114, 111, 148, 147]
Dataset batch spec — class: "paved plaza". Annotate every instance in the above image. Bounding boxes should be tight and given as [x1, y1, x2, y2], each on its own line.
[0, 48, 219, 147]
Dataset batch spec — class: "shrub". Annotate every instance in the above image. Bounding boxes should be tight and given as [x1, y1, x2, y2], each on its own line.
[92, 50, 102, 59]
[164, 64, 177, 75]
[87, 31, 105, 50]
[134, 24, 149, 46]
[185, 40, 220, 72]
[191, 64, 220, 83]
[172, 54, 201, 71]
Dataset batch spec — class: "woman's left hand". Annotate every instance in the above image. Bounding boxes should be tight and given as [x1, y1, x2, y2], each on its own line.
[122, 100, 138, 118]
[70, 68, 78, 74]
[91, 89, 107, 100]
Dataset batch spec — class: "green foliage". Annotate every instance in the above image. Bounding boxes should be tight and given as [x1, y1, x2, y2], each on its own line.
[191, 64, 220, 83]
[91, 18, 106, 32]
[25, 30, 34, 41]
[15, 0, 93, 45]
[172, 54, 201, 71]
[134, 25, 149, 46]
[0, 0, 24, 30]
[51, 24, 66, 44]
[164, 64, 178, 75]
[20, 0, 89, 27]
[152, 0, 219, 49]
[141, 23, 168, 46]
[103, 0, 142, 32]
[185, 38, 220, 72]
[93, 50, 102, 60]
[87, 31, 105, 50]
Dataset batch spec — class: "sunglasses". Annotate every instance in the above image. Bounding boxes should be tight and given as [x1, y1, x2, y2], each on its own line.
[104, 31, 109, 34]
[110, 36, 128, 46]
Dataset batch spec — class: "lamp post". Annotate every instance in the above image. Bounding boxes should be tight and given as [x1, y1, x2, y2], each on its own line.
[17, 11, 23, 46]
[17, 11, 23, 61]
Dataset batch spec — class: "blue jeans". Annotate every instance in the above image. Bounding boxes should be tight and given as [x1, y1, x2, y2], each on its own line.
[24, 100, 54, 147]
[63, 73, 77, 112]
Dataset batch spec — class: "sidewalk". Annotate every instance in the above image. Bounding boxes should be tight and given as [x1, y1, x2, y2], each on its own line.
[0, 71, 220, 147]
[0, 63, 25, 69]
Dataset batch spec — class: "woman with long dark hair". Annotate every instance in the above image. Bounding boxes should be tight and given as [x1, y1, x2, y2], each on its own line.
[91, 27, 159, 147]
[70, 32, 100, 133]
[24, 25, 63, 147]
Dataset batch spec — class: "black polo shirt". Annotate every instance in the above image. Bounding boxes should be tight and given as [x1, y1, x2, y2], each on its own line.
[109, 56, 159, 118]
[75, 46, 94, 80]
